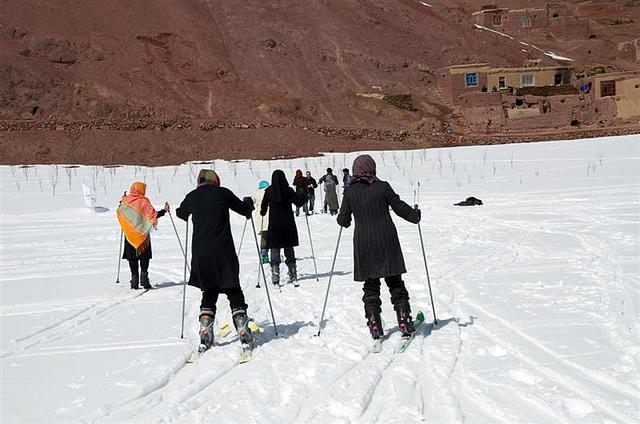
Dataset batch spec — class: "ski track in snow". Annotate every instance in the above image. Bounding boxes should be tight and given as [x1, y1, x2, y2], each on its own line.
[1, 135, 639, 423]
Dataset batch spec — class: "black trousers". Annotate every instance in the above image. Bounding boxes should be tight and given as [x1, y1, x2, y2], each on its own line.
[362, 275, 410, 315]
[200, 287, 247, 315]
[128, 258, 149, 277]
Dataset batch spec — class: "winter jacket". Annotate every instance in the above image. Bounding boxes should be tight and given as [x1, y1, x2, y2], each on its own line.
[293, 175, 308, 196]
[251, 188, 269, 233]
[260, 186, 306, 249]
[175, 185, 253, 291]
[306, 177, 318, 195]
[337, 180, 420, 281]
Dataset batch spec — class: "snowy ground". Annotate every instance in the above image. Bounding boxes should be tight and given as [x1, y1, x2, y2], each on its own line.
[1, 135, 639, 423]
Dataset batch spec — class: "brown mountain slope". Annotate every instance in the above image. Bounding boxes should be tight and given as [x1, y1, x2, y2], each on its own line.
[1, 0, 533, 128]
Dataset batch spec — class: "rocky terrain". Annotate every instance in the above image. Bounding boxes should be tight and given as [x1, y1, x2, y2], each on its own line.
[1, 0, 638, 164]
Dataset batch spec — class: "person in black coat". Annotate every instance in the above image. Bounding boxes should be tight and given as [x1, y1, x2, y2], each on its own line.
[260, 169, 307, 286]
[176, 169, 256, 352]
[292, 169, 309, 217]
[305, 171, 318, 213]
[337, 154, 421, 341]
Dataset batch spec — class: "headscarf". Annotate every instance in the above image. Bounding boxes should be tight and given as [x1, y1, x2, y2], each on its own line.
[352, 154, 378, 184]
[258, 180, 269, 189]
[270, 169, 289, 202]
[116, 182, 158, 254]
[197, 169, 220, 187]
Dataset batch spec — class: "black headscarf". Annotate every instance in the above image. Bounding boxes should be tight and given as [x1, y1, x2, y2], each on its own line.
[271, 169, 289, 202]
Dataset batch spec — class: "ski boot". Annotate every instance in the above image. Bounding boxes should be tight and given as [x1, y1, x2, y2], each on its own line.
[286, 262, 298, 287]
[198, 310, 215, 353]
[271, 264, 280, 287]
[140, 271, 152, 290]
[396, 304, 415, 338]
[232, 309, 256, 363]
[366, 307, 384, 353]
[130, 274, 140, 290]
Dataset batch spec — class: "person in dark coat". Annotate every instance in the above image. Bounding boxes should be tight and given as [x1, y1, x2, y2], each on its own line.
[176, 169, 256, 352]
[305, 171, 318, 214]
[260, 169, 307, 286]
[116, 182, 169, 290]
[292, 169, 309, 217]
[337, 154, 421, 340]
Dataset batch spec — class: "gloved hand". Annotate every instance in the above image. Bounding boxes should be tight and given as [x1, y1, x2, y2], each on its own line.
[164, 202, 170, 212]
[243, 197, 255, 211]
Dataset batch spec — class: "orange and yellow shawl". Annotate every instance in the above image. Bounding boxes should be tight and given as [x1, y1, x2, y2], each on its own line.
[116, 182, 158, 254]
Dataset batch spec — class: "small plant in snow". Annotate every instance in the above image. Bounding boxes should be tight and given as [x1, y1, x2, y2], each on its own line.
[49, 165, 59, 196]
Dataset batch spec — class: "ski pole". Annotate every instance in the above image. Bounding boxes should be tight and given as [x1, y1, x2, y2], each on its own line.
[237, 218, 247, 257]
[316, 226, 342, 336]
[168, 210, 190, 273]
[180, 218, 189, 339]
[416, 207, 438, 325]
[256, 215, 264, 288]
[304, 213, 319, 282]
[116, 229, 123, 284]
[250, 215, 278, 335]
[115, 190, 126, 284]
[256, 259, 261, 288]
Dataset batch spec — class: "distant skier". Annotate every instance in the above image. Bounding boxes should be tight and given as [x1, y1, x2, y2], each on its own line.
[251, 180, 270, 263]
[292, 169, 309, 217]
[342, 168, 352, 189]
[337, 155, 421, 341]
[116, 182, 169, 290]
[175, 169, 256, 353]
[319, 168, 339, 215]
[305, 171, 318, 214]
[260, 170, 307, 286]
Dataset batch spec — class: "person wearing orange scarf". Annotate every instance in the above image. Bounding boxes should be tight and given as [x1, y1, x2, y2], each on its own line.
[116, 182, 169, 289]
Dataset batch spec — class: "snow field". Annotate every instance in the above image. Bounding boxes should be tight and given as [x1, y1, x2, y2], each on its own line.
[1, 135, 639, 423]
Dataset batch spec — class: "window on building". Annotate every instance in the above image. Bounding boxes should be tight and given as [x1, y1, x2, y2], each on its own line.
[522, 74, 534, 86]
[552, 12, 559, 18]
[601, 80, 616, 97]
[493, 14, 502, 25]
[521, 15, 532, 28]
[465, 73, 479, 87]
[498, 76, 506, 89]
[554, 73, 563, 85]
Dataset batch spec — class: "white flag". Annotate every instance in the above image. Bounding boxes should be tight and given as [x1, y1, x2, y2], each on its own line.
[82, 183, 97, 210]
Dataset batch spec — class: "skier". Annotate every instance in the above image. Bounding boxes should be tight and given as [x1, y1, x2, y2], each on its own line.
[292, 169, 309, 217]
[319, 168, 339, 215]
[305, 171, 318, 214]
[336, 155, 421, 341]
[260, 169, 307, 287]
[116, 182, 169, 290]
[175, 169, 256, 353]
[251, 180, 270, 263]
[342, 168, 352, 189]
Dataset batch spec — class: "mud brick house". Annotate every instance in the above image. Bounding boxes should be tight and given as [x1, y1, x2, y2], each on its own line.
[440, 63, 575, 102]
[472, 3, 590, 39]
[587, 72, 640, 120]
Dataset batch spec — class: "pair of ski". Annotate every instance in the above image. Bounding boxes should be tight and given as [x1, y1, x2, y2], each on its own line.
[187, 322, 259, 364]
[371, 311, 425, 354]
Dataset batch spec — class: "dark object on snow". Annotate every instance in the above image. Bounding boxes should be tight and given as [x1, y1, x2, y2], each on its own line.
[454, 197, 483, 206]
